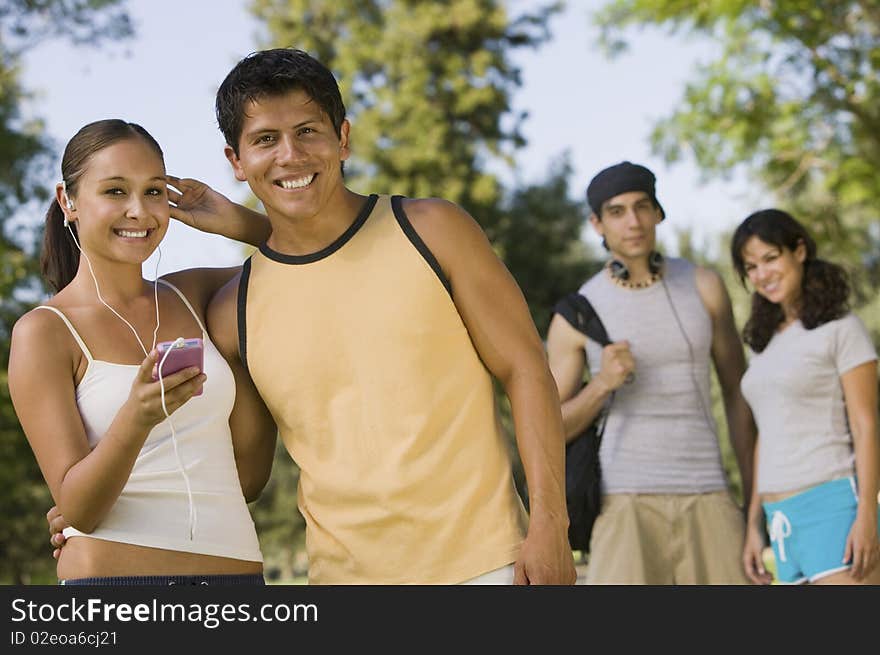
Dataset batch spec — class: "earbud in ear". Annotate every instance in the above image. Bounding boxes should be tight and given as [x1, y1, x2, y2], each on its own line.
[60, 180, 74, 211]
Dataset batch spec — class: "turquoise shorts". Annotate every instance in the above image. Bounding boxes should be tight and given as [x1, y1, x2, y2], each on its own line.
[763, 476, 880, 584]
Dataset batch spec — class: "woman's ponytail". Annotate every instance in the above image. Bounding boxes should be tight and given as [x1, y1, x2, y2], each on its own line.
[40, 197, 80, 293]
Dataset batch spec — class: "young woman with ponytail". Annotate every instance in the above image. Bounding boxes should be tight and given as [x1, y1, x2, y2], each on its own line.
[733, 209, 880, 585]
[9, 119, 277, 585]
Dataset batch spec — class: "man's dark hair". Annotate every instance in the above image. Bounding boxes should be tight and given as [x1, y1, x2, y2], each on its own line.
[216, 48, 346, 156]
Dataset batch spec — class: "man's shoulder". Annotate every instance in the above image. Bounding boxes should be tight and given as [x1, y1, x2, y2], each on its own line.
[396, 196, 467, 228]
[687, 262, 727, 296]
[395, 197, 486, 266]
[206, 269, 244, 360]
[664, 257, 725, 297]
[664, 255, 697, 275]
[580, 267, 607, 296]
[207, 268, 244, 330]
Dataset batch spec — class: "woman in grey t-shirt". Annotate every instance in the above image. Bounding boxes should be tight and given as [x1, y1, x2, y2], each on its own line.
[731, 209, 879, 585]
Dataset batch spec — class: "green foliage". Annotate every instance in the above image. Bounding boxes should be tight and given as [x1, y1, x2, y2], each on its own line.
[494, 154, 599, 336]
[595, 1, 880, 339]
[0, 31, 58, 584]
[0, 0, 133, 583]
[0, 0, 133, 54]
[248, 442, 307, 582]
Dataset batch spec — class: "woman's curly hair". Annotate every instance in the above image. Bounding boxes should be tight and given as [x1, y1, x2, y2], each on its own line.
[731, 209, 850, 353]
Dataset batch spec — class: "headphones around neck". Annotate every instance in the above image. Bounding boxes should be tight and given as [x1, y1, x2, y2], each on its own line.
[609, 251, 664, 281]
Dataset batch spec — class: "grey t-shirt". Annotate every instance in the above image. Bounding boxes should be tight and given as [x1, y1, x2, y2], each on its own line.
[740, 313, 877, 494]
[581, 258, 728, 494]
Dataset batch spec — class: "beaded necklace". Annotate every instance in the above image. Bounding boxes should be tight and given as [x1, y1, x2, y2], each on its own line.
[606, 261, 662, 289]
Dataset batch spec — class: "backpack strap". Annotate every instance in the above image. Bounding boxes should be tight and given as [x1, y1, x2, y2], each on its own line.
[552, 291, 616, 439]
[553, 292, 611, 346]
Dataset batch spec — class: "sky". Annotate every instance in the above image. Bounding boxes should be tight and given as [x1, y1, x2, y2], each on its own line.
[18, 0, 773, 278]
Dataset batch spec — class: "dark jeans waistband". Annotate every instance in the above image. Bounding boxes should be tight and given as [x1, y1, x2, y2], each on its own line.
[60, 573, 265, 586]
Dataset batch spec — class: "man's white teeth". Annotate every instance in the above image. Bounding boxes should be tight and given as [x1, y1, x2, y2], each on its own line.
[279, 174, 315, 189]
[117, 229, 148, 238]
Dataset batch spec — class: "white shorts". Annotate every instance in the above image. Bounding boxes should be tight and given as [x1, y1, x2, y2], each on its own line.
[460, 563, 515, 585]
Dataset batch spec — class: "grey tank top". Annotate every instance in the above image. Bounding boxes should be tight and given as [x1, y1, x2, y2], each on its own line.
[580, 257, 728, 494]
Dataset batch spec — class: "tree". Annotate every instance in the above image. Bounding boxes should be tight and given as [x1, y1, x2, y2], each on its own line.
[1, 1, 132, 53]
[494, 154, 599, 336]
[0, 0, 133, 584]
[594, 0, 880, 335]
[248, 440, 307, 582]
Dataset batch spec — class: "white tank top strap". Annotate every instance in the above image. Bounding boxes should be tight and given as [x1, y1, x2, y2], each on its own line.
[33, 305, 94, 362]
[156, 279, 207, 335]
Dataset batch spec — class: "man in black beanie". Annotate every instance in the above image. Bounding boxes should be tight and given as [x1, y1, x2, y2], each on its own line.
[545, 161, 757, 584]
[586, 161, 665, 222]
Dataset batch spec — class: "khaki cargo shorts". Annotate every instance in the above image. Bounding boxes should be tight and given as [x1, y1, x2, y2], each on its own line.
[584, 490, 751, 585]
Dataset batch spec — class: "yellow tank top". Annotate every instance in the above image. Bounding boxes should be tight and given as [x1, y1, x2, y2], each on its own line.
[240, 194, 527, 583]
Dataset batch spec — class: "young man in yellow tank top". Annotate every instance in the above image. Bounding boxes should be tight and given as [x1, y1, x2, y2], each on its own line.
[201, 48, 575, 584]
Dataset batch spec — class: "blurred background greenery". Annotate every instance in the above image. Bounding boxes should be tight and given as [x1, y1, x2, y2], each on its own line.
[2, 0, 878, 583]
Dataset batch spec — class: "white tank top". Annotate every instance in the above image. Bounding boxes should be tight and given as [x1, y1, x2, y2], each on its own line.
[38, 280, 262, 562]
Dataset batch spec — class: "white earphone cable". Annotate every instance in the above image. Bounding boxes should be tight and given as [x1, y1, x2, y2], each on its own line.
[64, 221, 159, 357]
[157, 339, 198, 540]
[661, 277, 716, 433]
[64, 208, 196, 540]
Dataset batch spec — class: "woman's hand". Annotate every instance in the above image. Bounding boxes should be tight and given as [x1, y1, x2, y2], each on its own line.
[167, 175, 236, 236]
[844, 510, 880, 580]
[167, 174, 271, 246]
[742, 522, 773, 585]
[47, 505, 68, 560]
[125, 350, 206, 430]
